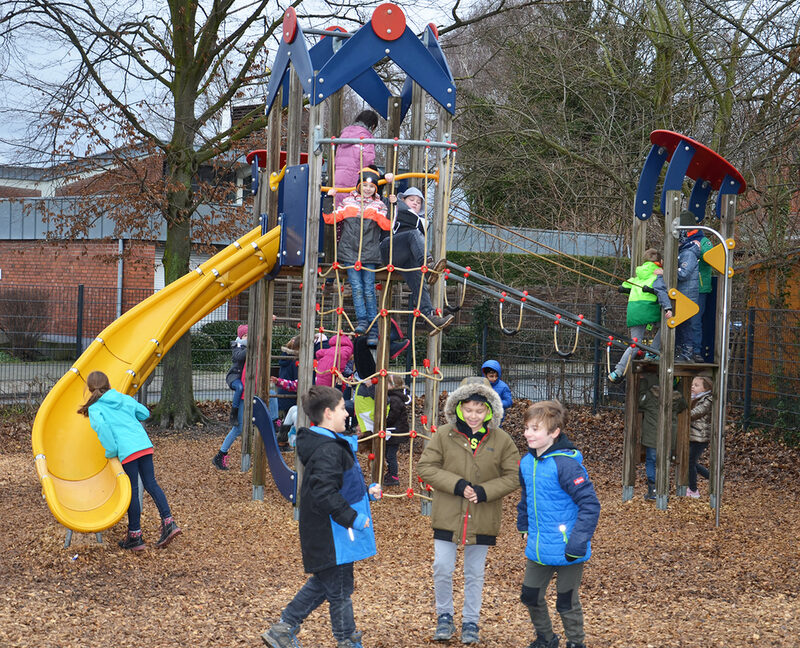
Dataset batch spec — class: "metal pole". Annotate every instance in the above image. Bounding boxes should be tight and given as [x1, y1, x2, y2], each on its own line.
[742, 307, 755, 429]
[75, 284, 84, 359]
[592, 302, 602, 414]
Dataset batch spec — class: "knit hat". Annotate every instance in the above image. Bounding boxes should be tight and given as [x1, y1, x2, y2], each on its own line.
[398, 186, 424, 201]
[357, 167, 381, 188]
[679, 209, 699, 226]
[237, 324, 248, 338]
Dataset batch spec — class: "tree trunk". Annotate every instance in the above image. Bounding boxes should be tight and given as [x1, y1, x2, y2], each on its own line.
[149, 154, 203, 428]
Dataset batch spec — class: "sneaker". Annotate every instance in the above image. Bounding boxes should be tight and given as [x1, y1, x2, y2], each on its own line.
[433, 613, 456, 641]
[262, 622, 302, 648]
[229, 406, 239, 424]
[692, 354, 706, 363]
[607, 370, 623, 384]
[118, 530, 146, 551]
[529, 634, 560, 648]
[354, 323, 367, 335]
[383, 475, 400, 487]
[427, 313, 455, 337]
[337, 631, 364, 648]
[212, 451, 229, 471]
[644, 352, 658, 360]
[461, 622, 480, 644]
[686, 488, 700, 499]
[427, 258, 448, 285]
[156, 517, 182, 548]
[366, 334, 379, 347]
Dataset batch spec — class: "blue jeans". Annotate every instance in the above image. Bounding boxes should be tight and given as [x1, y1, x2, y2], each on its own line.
[221, 402, 244, 453]
[645, 446, 657, 483]
[281, 563, 356, 642]
[122, 454, 171, 531]
[346, 265, 377, 329]
[230, 378, 243, 404]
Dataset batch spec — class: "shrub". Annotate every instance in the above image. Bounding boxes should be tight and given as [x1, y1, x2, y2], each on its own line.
[0, 286, 48, 360]
[191, 331, 225, 368]
[201, 320, 243, 350]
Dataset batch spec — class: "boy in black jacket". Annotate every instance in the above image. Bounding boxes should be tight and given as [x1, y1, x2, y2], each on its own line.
[262, 386, 382, 648]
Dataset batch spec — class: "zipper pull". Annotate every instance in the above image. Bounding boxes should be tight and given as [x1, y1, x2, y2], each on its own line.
[559, 524, 568, 543]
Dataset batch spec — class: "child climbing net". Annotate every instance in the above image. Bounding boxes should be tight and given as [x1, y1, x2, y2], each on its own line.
[316, 135, 458, 498]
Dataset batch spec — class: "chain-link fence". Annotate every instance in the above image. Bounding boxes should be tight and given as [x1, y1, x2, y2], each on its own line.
[1, 282, 797, 440]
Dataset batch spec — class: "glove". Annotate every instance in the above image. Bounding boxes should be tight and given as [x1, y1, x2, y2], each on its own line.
[353, 513, 370, 530]
[453, 479, 470, 497]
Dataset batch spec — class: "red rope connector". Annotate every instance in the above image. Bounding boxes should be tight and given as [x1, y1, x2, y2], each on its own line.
[554, 314, 562, 325]
[375, 283, 383, 291]
[315, 303, 321, 312]
[336, 306, 343, 315]
[332, 261, 340, 270]
[368, 453, 375, 460]
[577, 314, 584, 326]
[522, 290, 528, 303]
[420, 415, 428, 425]
[423, 358, 430, 368]
[354, 261, 362, 271]
[413, 309, 421, 318]
[426, 484, 432, 492]
[378, 430, 386, 438]
[411, 369, 419, 377]
[464, 266, 471, 277]
[433, 367, 440, 375]
[417, 476, 424, 483]
[409, 430, 417, 438]
[371, 377, 379, 384]
[379, 369, 388, 377]
[387, 264, 394, 273]
[421, 265, 428, 274]
[380, 308, 388, 317]
[406, 488, 415, 498]
[500, 291, 506, 303]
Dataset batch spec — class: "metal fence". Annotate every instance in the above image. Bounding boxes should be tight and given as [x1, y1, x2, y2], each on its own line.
[1, 282, 798, 439]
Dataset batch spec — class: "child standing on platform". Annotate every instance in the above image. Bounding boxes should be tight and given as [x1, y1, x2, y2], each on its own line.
[517, 400, 600, 648]
[687, 376, 713, 498]
[417, 379, 520, 645]
[261, 386, 382, 648]
[324, 167, 393, 345]
[481, 359, 513, 414]
[78, 371, 181, 551]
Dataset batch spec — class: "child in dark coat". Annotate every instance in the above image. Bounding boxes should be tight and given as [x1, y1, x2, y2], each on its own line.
[261, 386, 383, 648]
[383, 374, 410, 487]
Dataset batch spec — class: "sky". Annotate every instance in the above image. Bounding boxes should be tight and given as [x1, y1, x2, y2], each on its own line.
[0, 1, 462, 165]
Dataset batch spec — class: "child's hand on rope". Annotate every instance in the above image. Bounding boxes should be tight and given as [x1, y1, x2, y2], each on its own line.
[384, 172, 394, 183]
[327, 187, 337, 196]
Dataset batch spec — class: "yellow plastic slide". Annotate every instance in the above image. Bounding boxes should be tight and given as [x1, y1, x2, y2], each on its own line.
[31, 225, 280, 533]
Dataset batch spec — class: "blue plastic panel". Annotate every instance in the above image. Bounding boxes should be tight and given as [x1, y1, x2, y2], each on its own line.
[661, 141, 695, 214]
[252, 397, 297, 503]
[280, 164, 309, 266]
[634, 144, 667, 221]
[715, 173, 742, 217]
[688, 179, 712, 222]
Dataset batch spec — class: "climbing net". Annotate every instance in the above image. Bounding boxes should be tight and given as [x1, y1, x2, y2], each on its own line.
[310, 134, 459, 498]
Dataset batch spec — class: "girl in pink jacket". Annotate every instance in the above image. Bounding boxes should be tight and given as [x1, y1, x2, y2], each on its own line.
[333, 110, 379, 208]
[315, 333, 354, 387]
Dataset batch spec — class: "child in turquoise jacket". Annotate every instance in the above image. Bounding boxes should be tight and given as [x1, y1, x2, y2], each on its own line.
[78, 370, 181, 551]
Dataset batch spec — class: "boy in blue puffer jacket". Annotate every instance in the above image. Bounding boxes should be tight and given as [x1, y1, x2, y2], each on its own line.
[481, 360, 513, 417]
[262, 385, 382, 648]
[517, 400, 600, 648]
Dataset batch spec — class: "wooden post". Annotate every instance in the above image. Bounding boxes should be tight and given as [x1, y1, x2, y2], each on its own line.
[622, 210, 647, 500]
[421, 108, 452, 516]
[655, 189, 681, 509]
[323, 90, 342, 264]
[371, 96, 402, 484]
[251, 89, 283, 500]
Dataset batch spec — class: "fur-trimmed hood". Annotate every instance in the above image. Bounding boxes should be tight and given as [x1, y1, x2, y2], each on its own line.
[444, 380, 504, 426]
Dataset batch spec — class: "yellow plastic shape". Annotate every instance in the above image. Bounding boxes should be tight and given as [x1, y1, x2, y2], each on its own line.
[31, 225, 280, 533]
[703, 239, 735, 274]
[666, 288, 700, 328]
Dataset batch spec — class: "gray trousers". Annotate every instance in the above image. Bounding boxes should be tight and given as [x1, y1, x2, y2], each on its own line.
[614, 323, 661, 374]
[433, 539, 490, 625]
[521, 559, 585, 644]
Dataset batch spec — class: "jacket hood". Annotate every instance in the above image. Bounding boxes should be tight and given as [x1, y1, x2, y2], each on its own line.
[531, 431, 577, 458]
[97, 389, 127, 409]
[481, 360, 502, 378]
[444, 381, 504, 426]
[295, 426, 352, 465]
[635, 261, 659, 280]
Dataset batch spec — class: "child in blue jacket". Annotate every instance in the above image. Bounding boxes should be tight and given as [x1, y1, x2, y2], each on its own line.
[481, 360, 513, 415]
[78, 370, 181, 551]
[517, 400, 600, 648]
[262, 385, 383, 648]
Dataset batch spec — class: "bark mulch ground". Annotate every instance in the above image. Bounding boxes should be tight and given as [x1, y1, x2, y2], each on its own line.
[1, 400, 798, 647]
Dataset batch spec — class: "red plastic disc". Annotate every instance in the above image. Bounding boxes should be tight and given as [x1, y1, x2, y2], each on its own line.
[323, 25, 346, 38]
[283, 7, 298, 43]
[371, 3, 405, 41]
[428, 22, 439, 40]
[650, 130, 746, 192]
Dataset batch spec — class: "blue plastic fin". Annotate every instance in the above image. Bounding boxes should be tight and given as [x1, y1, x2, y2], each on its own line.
[688, 179, 712, 222]
[715, 173, 742, 217]
[265, 45, 291, 116]
[252, 397, 297, 503]
[634, 144, 667, 221]
[661, 141, 695, 214]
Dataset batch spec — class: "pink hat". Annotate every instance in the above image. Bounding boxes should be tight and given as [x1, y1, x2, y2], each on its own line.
[237, 324, 248, 338]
